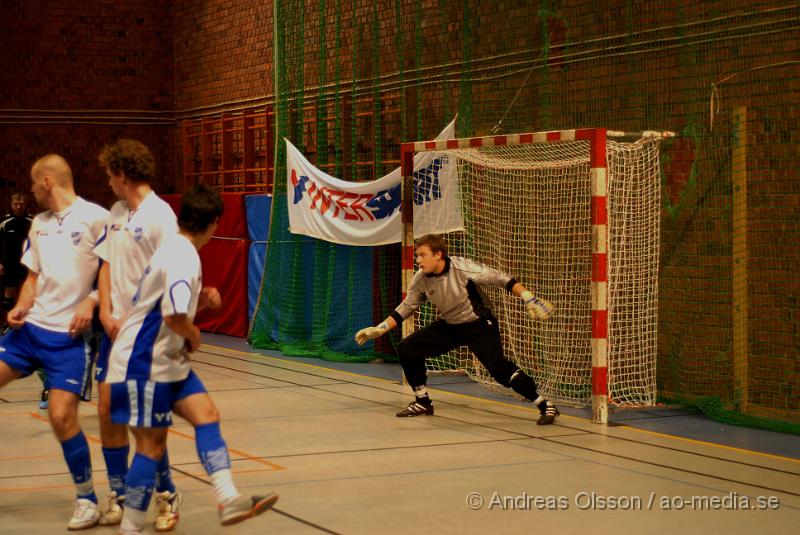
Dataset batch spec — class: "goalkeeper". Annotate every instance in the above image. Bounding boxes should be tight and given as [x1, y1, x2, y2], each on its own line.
[356, 234, 559, 425]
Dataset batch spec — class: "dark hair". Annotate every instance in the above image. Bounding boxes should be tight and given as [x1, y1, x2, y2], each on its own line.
[414, 234, 448, 257]
[178, 183, 224, 234]
[98, 139, 155, 183]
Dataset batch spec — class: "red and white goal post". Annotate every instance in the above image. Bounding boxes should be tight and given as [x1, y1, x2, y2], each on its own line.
[400, 128, 672, 424]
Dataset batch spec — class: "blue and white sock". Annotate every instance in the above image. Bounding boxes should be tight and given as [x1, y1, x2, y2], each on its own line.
[195, 422, 238, 503]
[123, 452, 158, 529]
[60, 432, 97, 503]
[102, 445, 129, 497]
[155, 449, 177, 494]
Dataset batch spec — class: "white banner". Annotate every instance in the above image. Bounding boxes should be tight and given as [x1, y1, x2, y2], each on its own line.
[287, 117, 463, 246]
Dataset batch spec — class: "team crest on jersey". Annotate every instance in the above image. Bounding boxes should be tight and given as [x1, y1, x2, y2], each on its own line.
[71, 231, 83, 245]
[133, 227, 144, 241]
[111, 223, 122, 231]
[36, 230, 48, 237]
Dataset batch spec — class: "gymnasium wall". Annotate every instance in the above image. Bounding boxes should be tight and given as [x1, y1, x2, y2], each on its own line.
[1, 1, 797, 420]
[244, 0, 799, 420]
[0, 0, 176, 211]
[172, 0, 274, 112]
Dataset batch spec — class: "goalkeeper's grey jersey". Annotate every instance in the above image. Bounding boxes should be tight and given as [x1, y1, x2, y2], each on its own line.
[391, 256, 517, 325]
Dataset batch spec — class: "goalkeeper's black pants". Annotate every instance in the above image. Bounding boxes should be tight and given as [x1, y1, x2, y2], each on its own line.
[397, 317, 541, 401]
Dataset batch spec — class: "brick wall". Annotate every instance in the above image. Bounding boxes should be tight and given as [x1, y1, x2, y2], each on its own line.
[0, 124, 175, 209]
[1, 0, 797, 416]
[0, 0, 175, 213]
[172, 0, 273, 112]
[744, 104, 800, 415]
[256, 0, 799, 417]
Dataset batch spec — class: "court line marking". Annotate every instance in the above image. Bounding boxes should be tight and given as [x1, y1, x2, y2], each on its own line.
[166, 427, 285, 471]
[28, 412, 104, 444]
[0, 467, 279, 495]
[202, 344, 398, 384]
[0, 454, 61, 462]
[16, 408, 283, 475]
[191, 352, 800, 498]
[200, 344, 800, 467]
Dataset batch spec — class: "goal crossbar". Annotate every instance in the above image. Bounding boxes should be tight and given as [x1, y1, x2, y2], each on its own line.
[400, 128, 663, 424]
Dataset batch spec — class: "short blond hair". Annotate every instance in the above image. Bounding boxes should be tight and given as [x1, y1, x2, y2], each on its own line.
[32, 154, 73, 187]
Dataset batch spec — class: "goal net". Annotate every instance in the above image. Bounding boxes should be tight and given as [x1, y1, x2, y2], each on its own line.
[404, 130, 664, 415]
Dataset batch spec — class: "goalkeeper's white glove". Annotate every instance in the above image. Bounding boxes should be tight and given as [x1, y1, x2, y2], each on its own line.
[521, 290, 554, 321]
[355, 322, 389, 345]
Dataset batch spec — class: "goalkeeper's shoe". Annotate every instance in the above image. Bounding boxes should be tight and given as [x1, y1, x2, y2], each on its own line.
[396, 400, 434, 417]
[536, 401, 559, 425]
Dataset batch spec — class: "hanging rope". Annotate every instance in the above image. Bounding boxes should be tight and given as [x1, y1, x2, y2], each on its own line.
[709, 60, 799, 131]
[490, 30, 554, 135]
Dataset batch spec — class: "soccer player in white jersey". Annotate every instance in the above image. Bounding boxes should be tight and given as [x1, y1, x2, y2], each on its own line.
[93, 140, 182, 530]
[107, 184, 278, 535]
[0, 154, 108, 529]
[356, 234, 560, 424]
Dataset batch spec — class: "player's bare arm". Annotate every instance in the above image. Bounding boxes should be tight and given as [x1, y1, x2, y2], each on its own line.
[69, 293, 98, 336]
[7, 270, 37, 328]
[97, 261, 121, 340]
[164, 314, 201, 353]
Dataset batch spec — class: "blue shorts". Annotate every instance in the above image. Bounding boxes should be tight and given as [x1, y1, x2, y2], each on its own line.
[0, 323, 93, 397]
[110, 370, 207, 428]
[95, 333, 112, 382]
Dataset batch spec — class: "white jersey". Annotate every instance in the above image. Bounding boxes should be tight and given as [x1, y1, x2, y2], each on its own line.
[106, 233, 201, 383]
[94, 192, 178, 319]
[21, 197, 109, 332]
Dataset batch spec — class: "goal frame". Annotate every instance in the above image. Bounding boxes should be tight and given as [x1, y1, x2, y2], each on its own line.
[400, 128, 610, 424]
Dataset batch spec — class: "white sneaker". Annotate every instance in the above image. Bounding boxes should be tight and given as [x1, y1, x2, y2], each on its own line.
[120, 516, 145, 535]
[154, 490, 182, 532]
[218, 493, 279, 526]
[98, 491, 124, 526]
[67, 498, 100, 530]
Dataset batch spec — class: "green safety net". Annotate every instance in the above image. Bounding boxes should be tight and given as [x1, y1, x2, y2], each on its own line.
[249, 1, 799, 427]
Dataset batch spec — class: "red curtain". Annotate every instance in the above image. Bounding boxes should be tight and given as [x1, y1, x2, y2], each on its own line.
[161, 193, 250, 337]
